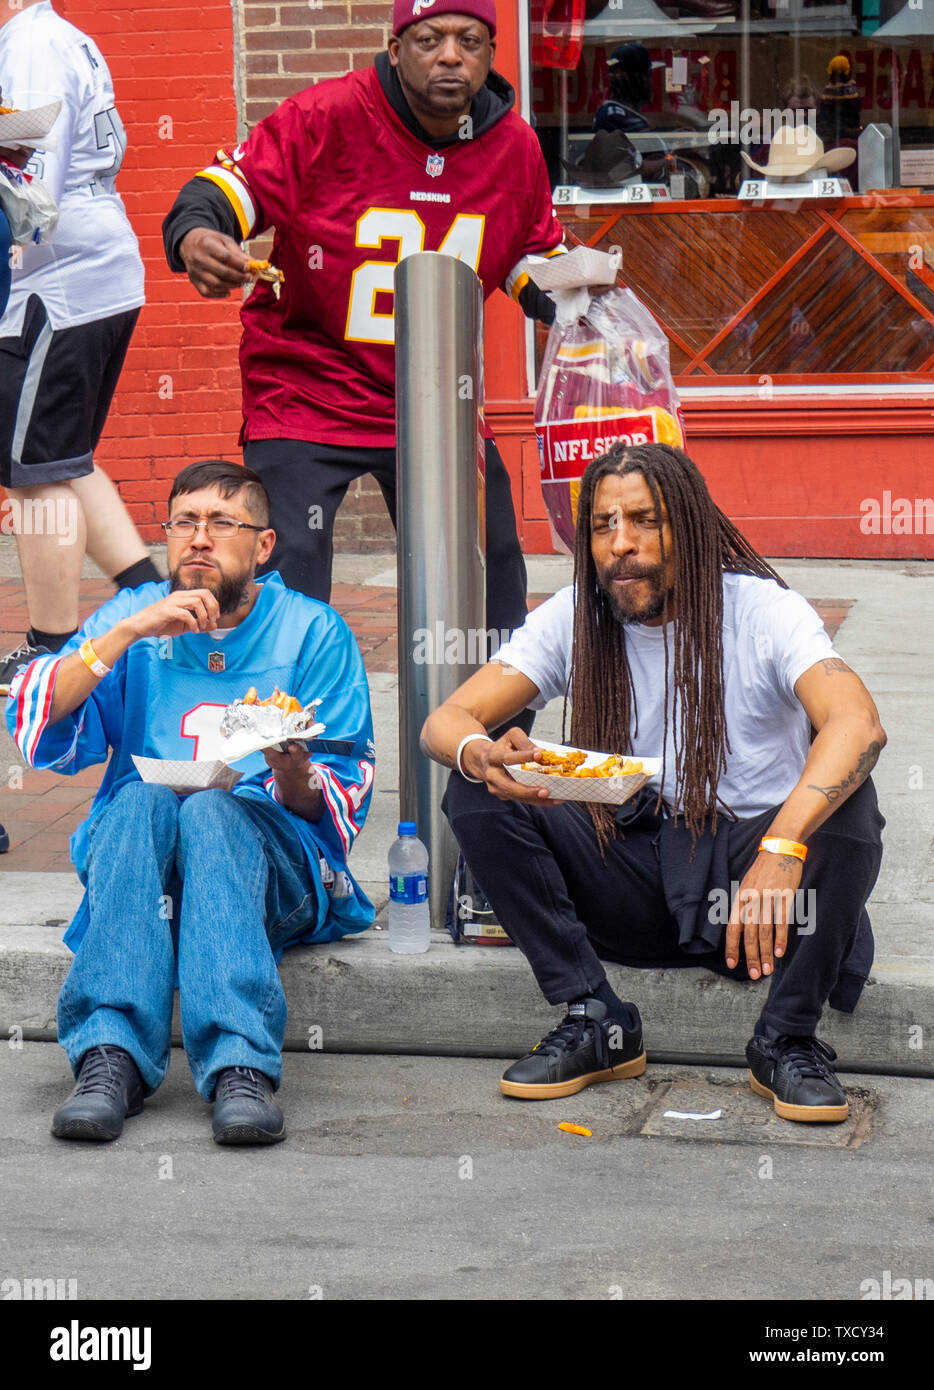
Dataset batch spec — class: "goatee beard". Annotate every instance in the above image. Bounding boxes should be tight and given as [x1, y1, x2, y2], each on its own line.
[170, 567, 252, 617]
[598, 564, 670, 626]
[606, 587, 668, 626]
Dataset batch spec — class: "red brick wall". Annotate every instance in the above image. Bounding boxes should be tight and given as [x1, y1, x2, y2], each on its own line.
[241, 2, 394, 124]
[14, 2, 491, 552]
[46, 0, 245, 541]
[239, 1, 397, 548]
[54, 0, 399, 548]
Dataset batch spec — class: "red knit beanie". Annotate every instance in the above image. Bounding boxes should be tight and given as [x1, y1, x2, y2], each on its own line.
[392, 0, 497, 38]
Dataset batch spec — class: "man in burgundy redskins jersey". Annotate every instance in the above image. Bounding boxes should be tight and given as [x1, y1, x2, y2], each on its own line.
[163, 0, 565, 642]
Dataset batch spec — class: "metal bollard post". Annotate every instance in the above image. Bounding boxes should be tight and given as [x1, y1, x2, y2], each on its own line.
[395, 252, 486, 931]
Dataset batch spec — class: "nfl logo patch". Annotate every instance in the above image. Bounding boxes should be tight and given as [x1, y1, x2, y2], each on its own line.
[208, 651, 225, 673]
[426, 153, 444, 179]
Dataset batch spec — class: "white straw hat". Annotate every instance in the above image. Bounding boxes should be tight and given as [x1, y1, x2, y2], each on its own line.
[741, 124, 855, 178]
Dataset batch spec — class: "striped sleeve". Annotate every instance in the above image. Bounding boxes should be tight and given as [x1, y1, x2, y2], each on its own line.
[6, 653, 108, 773]
[194, 150, 260, 240]
[506, 244, 567, 304]
[189, 97, 310, 247]
[315, 759, 375, 858]
[262, 770, 283, 804]
[8, 655, 66, 766]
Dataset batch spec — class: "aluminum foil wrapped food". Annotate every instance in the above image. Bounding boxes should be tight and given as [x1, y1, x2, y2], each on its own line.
[219, 687, 325, 764]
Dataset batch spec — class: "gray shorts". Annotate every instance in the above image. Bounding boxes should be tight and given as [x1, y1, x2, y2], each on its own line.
[0, 293, 139, 488]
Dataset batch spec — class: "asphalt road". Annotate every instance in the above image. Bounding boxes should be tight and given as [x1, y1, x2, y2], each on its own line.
[2, 1043, 932, 1304]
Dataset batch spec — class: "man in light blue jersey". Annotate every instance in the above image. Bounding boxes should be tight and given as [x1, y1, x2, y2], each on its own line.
[6, 460, 375, 1147]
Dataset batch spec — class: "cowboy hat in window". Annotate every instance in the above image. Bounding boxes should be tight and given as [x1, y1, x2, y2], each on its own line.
[741, 124, 855, 181]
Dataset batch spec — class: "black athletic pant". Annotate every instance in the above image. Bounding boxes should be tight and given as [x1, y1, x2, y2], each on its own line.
[244, 436, 528, 641]
[443, 774, 884, 1038]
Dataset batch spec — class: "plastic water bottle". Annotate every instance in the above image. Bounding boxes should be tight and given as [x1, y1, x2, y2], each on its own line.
[388, 821, 430, 954]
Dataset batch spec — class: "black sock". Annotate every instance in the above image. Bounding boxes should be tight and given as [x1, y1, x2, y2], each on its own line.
[27, 626, 78, 653]
[113, 557, 162, 590]
[574, 980, 639, 1032]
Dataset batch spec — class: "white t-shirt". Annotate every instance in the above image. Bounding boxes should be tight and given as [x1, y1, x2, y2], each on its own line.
[0, 1, 145, 334]
[492, 572, 839, 818]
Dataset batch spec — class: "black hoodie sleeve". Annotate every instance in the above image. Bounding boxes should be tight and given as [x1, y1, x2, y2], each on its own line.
[162, 178, 243, 272]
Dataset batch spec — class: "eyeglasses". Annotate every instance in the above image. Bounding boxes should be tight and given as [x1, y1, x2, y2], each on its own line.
[161, 518, 266, 539]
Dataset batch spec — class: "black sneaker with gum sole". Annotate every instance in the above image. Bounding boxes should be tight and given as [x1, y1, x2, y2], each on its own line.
[746, 1033, 848, 1123]
[501, 997, 646, 1100]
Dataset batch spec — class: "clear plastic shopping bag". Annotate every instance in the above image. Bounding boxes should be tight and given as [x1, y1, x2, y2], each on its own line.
[0, 161, 58, 245]
[534, 279, 684, 553]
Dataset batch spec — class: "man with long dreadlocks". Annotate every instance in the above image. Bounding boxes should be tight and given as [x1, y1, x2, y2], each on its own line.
[421, 443, 886, 1123]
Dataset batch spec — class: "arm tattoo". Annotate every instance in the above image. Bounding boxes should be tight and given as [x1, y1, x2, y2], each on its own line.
[808, 740, 881, 805]
[819, 658, 851, 676]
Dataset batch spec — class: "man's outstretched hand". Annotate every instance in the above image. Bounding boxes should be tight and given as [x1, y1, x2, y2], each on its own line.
[724, 851, 804, 981]
[178, 227, 252, 298]
[460, 727, 556, 805]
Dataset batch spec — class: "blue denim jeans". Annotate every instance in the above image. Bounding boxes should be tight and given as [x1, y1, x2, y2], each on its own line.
[57, 782, 320, 1100]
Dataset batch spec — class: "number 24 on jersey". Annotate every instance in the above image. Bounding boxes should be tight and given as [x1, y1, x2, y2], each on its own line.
[345, 207, 485, 344]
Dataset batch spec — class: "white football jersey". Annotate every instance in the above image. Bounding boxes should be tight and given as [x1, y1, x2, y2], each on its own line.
[0, 1, 144, 334]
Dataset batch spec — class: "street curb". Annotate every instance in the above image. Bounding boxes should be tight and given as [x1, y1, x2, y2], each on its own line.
[2, 924, 932, 1073]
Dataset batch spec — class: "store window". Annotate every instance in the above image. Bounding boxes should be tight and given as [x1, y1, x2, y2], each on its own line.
[528, 1, 934, 392]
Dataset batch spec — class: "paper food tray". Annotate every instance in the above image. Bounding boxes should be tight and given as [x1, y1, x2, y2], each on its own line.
[506, 739, 660, 805]
[219, 721, 326, 766]
[131, 755, 242, 794]
[0, 101, 61, 149]
[532, 245, 620, 292]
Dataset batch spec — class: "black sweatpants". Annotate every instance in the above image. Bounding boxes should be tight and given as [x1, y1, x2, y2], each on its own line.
[443, 774, 885, 1038]
[244, 436, 528, 640]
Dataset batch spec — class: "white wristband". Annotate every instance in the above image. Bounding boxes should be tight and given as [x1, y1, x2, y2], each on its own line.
[456, 733, 493, 783]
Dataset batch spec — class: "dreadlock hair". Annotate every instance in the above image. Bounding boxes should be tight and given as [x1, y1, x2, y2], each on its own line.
[565, 442, 787, 852]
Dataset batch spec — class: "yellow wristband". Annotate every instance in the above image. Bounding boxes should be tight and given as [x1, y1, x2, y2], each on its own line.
[759, 836, 807, 862]
[78, 639, 111, 679]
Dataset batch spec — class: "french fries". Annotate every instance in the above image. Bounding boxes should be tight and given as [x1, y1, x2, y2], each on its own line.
[246, 257, 284, 300]
[241, 686, 303, 715]
[521, 747, 643, 778]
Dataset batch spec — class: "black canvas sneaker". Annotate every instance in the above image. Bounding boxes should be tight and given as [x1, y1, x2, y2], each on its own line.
[212, 1066, 286, 1145]
[0, 638, 51, 695]
[501, 997, 646, 1100]
[746, 1033, 849, 1123]
[51, 1045, 144, 1142]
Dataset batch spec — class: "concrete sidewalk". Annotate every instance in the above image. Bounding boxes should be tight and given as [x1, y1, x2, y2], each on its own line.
[3, 1045, 932, 1303]
[1, 547, 932, 1071]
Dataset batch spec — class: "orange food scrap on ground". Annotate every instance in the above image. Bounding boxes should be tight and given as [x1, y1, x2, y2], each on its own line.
[558, 1122, 592, 1137]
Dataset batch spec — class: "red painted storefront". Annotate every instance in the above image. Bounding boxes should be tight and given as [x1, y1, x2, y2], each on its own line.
[16, 1, 933, 558]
